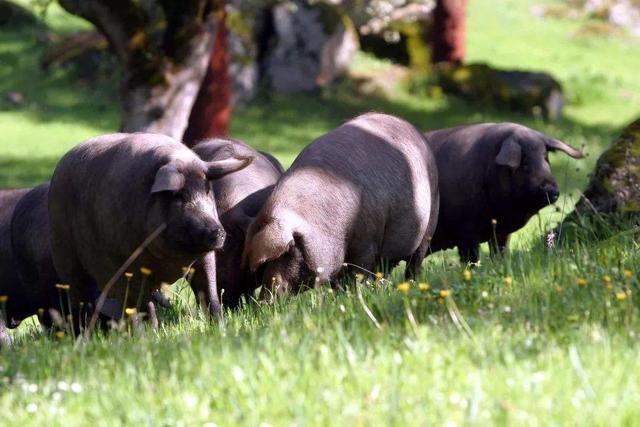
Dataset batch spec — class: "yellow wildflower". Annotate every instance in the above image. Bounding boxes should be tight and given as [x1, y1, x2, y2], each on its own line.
[503, 276, 513, 286]
[623, 270, 633, 279]
[140, 267, 152, 276]
[576, 277, 588, 287]
[354, 273, 364, 282]
[55, 283, 70, 290]
[0, 295, 7, 303]
[440, 289, 451, 298]
[375, 272, 384, 280]
[397, 282, 410, 294]
[602, 275, 613, 290]
[418, 282, 430, 292]
[491, 218, 497, 225]
[616, 291, 627, 301]
[125, 308, 137, 316]
[124, 272, 133, 279]
[437, 297, 445, 305]
[463, 269, 472, 282]
[55, 331, 65, 339]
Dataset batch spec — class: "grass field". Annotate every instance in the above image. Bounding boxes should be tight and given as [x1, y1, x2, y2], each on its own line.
[1, 0, 640, 425]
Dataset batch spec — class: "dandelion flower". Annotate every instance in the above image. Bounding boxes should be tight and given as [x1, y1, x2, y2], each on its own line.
[140, 267, 152, 276]
[623, 270, 633, 279]
[503, 276, 513, 286]
[418, 282, 430, 292]
[124, 272, 133, 279]
[375, 272, 384, 280]
[491, 218, 497, 225]
[440, 289, 451, 298]
[55, 331, 65, 339]
[616, 291, 627, 301]
[576, 277, 588, 287]
[125, 308, 137, 316]
[55, 283, 70, 290]
[0, 295, 7, 303]
[602, 275, 613, 289]
[463, 269, 472, 282]
[397, 282, 410, 293]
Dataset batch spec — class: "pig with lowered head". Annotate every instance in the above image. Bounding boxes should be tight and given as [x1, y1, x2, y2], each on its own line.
[424, 122, 584, 263]
[9, 183, 60, 328]
[48, 133, 253, 324]
[244, 113, 439, 294]
[0, 187, 30, 327]
[193, 138, 284, 307]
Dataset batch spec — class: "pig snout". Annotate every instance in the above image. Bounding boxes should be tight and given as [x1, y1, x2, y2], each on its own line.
[539, 180, 560, 204]
[201, 224, 226, 250]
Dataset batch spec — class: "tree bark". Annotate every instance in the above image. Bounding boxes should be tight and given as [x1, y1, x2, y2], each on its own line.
[183, 9, 232, 146]
[431, 0, 467, 65]
[566, 119, 640, 218]
[58, 0, 219, 139]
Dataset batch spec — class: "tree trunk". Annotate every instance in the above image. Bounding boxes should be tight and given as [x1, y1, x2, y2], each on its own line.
[567, 119, 640, 217]
[58, 0, 219, 139]
[431, 0, 467, 65]
[183, 9, 232, 146]
[554, 119, 640, 244]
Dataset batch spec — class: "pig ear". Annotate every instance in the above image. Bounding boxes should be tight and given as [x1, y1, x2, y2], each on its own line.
[206, 156, 254, 180]
[544, 137, 584, 159]
[495, 136, 522, 169]
[151, 164, 185, 193]
[243, 220, 294, 273]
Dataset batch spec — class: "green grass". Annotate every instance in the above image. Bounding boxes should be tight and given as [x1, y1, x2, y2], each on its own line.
[1, 0, 640, 424]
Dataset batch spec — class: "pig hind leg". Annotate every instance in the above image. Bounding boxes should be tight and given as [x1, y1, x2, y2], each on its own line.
[404, 234, 432, 279]
[345, 241, 378, 279]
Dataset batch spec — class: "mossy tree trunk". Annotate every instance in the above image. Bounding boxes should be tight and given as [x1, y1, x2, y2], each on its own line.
[567, 119, 640, 218]
[431, 0, 467, 65]
[58, 0, 220, 139]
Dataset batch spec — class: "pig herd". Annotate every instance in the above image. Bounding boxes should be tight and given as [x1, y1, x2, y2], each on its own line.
[0, 113, 583, 334]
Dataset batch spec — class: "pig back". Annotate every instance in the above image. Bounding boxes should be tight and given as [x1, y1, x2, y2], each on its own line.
[273, 113, 438, 260]
[49, 133, 193, 254]
[194, 138, 283, 218]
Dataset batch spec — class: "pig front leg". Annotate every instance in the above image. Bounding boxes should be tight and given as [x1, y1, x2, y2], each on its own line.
[489, 233, 510, 257]
[458, 243, 480, 265]
[190, 252, 222, 317]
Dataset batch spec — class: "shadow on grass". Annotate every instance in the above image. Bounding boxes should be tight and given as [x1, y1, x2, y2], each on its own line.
[0, 156, 58, 187]
[0, 27, 119, 130]
[0, 21, 622, 193]
[234, 78, 617, 192]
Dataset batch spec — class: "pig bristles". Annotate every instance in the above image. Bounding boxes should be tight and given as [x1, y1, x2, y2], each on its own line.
[82, 223, 167, 341]
[342, 263, 391, 284]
